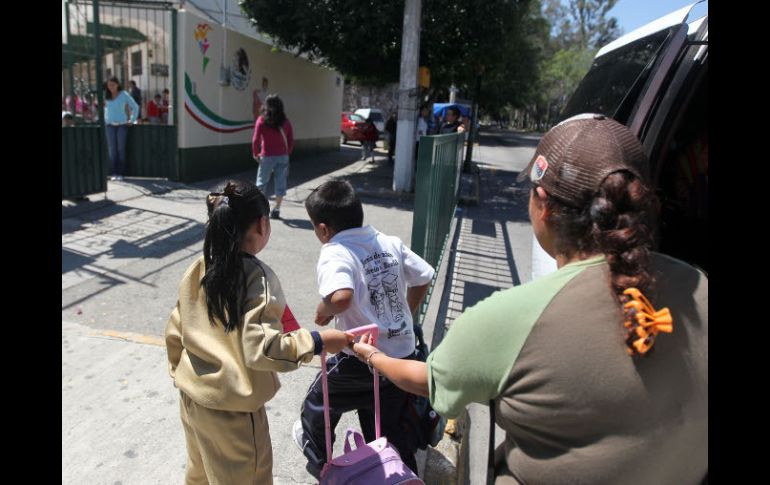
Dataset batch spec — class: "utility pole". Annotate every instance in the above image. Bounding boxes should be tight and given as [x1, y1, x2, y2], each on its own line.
[393, 0, 421, 193]
[463, 69, 482, 172]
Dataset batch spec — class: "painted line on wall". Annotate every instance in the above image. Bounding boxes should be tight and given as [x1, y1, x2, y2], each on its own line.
[184, 72, 254, 133]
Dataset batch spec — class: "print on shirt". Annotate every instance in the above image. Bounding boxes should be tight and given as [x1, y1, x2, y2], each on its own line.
[382, 272, 404, 322]
[368, 277, 386, 319]
[361, 250, 411, 340]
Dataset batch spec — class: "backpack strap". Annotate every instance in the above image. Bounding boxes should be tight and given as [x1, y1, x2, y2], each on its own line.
[488, 400, 496, 485]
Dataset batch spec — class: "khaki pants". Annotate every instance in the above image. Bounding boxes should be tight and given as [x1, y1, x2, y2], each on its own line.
[179, 391, 273, 485]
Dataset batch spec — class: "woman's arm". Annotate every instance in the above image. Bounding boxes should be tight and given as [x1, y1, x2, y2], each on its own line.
[252, 118, 262, 158]
[407, 283, 429, 315]
[124, 91, 140, 123]
[352, 334, 429, 397]
[285, 120, 294, 154]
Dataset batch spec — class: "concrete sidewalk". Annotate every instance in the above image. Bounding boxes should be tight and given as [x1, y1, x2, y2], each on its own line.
[62, 146, 425, 485]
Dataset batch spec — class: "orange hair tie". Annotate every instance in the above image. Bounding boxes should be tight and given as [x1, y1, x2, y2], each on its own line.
[621, 288, 673, 356]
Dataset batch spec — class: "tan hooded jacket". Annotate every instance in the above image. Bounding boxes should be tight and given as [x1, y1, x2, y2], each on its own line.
[165, 254, 316, 412]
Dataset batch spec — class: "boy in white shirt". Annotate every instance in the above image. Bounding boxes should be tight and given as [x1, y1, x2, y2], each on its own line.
[293, 180, 435, 476]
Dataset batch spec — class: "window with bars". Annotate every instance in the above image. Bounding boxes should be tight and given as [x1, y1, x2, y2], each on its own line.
[131, 51, 142, 76]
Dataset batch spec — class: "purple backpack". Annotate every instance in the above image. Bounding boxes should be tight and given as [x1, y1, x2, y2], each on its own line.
[319, 324, 424, 485]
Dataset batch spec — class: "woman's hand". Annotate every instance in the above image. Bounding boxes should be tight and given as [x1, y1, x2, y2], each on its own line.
[320, 329, 355, 354]
[351, 333, 378, 363]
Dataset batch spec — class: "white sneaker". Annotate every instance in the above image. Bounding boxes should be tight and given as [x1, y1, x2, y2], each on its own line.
[292, 419, 308, 453]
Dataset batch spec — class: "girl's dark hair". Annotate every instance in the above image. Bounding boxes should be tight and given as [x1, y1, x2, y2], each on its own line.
[104, 77, 122, 100]
[202, 180, 270, 332]
[543, 171, 658, 299]
[261, 94, 286, 128]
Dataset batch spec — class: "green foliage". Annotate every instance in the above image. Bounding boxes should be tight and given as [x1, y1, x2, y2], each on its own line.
[237, 0, 620, 124]
[239, 0, 540, 111]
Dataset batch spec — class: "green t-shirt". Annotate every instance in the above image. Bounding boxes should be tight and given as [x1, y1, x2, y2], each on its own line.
[426, 252, 708, 485]
[427, 255, 604, 417]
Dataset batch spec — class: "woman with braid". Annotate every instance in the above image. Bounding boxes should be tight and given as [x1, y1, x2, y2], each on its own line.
[165, 180, 353, 484]
[351, 115, 708, 484]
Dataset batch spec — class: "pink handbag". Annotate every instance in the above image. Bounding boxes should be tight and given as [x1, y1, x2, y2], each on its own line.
[319, 324, 424, 485]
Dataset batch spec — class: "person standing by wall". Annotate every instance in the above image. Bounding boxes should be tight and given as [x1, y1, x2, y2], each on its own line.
[360, 117, 379, 163]
[415, 105, 431, 155]
[147, 93, 163, 125]
[161, 88, 170, 124]
[129, 80, 142, 118]
[385, 112, 397, 164]
[252, 94, 294, 220]
[438, 106, 466, 134]
[103, 77, 139, 181]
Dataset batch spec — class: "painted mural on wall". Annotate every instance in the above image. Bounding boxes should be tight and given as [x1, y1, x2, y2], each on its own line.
[184, 73, 254, 133]
[252, 77, 269, 120]
[178, 10, 343, 148]
[194, 23, 213, 73]
[231, 48, 251, 91]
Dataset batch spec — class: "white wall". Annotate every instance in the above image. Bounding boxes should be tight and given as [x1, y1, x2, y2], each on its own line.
[177, 10, 343, 149]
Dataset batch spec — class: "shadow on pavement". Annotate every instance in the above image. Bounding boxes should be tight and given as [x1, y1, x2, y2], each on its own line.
[280, 218, 314, 231]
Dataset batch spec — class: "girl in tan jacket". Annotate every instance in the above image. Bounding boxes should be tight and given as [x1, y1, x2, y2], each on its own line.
[165, 180, 353, 485]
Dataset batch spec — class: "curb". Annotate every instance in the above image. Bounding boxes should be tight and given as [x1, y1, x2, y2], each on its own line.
[423, 410, 470, 484]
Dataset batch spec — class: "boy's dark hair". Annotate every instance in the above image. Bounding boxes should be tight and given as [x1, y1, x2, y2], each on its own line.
[305, 180, 364, 233]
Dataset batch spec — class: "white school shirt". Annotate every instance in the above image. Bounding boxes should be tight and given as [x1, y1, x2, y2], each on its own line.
[317, 225, 435, 358]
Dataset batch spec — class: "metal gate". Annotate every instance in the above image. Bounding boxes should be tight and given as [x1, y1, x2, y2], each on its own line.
[62, 0, 178, 198]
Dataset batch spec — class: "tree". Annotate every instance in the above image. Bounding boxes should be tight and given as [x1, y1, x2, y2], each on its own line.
[471, 0, 550, 118]
[538, 46, 594, 123]
[569, 0, 621, 49]
[524, 0, 621, 130]
[238, 0, 404, 85]
[239, 0, 537, 95]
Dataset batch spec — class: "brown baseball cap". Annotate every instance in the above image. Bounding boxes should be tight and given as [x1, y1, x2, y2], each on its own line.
[517, 114, 650, 208]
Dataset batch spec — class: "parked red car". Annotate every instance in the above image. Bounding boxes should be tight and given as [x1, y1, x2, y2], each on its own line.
[340, 112, 367, 145]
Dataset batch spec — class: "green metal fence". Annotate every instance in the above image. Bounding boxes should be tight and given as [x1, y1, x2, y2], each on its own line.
[62, 0, 178, 198]
[62, 126, 108, 198]
[411, 132, 466, 325]
[125, 125, 178, 178]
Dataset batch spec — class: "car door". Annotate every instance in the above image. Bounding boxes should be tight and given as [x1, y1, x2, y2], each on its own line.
[641, 17, 708, 273]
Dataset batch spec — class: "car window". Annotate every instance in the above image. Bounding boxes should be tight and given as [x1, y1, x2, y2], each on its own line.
[350, 114, 365, 122]
[655, 72, 707, 273]
[561, 26, 675, 123]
